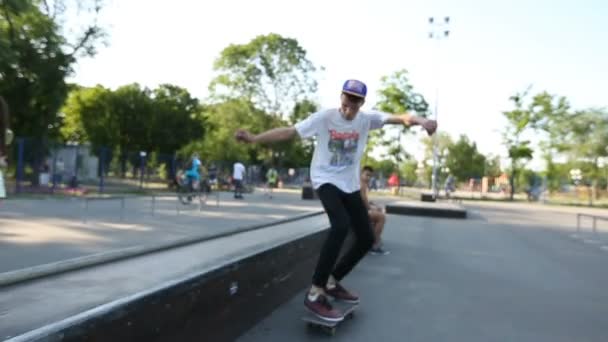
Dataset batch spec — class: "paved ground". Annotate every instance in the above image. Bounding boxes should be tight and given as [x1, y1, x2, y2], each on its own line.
[239, 203, 608, 342]
[0, 215, 329, 340]
[0, 190, 321, 273]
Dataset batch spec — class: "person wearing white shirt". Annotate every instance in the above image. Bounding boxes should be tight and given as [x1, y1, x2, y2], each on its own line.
[232, 161, 246, 199]
[0, 97, 12, 199]
[235, 79, 437, 322]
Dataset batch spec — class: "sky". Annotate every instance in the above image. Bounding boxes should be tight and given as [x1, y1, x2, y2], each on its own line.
[69, 0, 608, 170]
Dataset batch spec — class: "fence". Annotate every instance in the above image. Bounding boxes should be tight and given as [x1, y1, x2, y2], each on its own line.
[6, 137, 312, 195]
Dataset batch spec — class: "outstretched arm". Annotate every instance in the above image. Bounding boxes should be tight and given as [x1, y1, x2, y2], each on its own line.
[384, 113, 437, 135]
[235, 127, 298, 144]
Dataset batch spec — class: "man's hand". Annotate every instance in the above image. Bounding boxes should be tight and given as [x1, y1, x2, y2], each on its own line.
[422, 119, 438, 136]
[388, 114, 438, 136]
[235, 129, 256, 143]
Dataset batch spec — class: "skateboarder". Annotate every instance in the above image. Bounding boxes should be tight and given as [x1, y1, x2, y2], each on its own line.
[235, 79, 437, 321]
[360, 166, 389, 255]
[233, 161, 246, 199]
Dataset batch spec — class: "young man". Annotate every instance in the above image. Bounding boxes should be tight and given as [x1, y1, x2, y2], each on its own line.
[360, 166, 389, 255]
[233, 161, 246, 199]
[235, 79, 437, 321]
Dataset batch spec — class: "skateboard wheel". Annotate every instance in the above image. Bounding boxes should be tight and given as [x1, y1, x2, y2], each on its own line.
[330, 327, 336, 336]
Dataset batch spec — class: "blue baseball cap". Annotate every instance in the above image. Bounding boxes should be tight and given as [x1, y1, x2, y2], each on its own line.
[342, 79, 367, 98]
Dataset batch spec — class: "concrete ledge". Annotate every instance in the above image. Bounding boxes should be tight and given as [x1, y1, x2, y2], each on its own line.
[420, 193, 436, 202]
[386, 201, 467, 219]
[0, 211, 324, 288]
[3, 215, 329, 341]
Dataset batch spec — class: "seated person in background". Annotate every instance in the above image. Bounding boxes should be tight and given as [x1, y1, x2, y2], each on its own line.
[360, 166, 389, 255]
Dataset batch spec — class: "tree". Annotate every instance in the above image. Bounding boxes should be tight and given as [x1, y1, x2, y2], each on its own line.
[0, 0, 105, 139]
[1, 0, 105, 184]
[531, 88, 608, 199]
[278, 100, 318, 167]
[191, 98, 274, 164]
[557, 108, 608, 200]
[375, 70, 429, 114]
[209, 33, 319, 117]
[61, 83, 204, 177]
[364, 157, 398, 179]
[528, 91, 571, 153]
[370, 69, 429, 165]
[516, 168, 539, 193]
[445, 135, 486, 182]
[503, 88, 535, 200]
[61, 83, 152, 176]
[484, 154, 502, 178]
[400, 160, 419, 186]
[421, 132, 453, 184]
[290, 99, 317, 125]
[150, 84, 205, 154]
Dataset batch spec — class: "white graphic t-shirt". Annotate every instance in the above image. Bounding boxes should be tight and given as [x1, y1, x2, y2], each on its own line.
[295, 108, 391, 193]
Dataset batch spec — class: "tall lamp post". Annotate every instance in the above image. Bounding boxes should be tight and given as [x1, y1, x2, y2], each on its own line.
[428, 16, 450, 198]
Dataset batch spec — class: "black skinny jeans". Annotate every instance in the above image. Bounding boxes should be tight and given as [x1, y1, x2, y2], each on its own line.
[312, 183, 374, 287]
[233, 179, 243, 197]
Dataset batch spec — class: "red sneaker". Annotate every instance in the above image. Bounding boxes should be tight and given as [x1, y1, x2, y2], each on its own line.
[304, 293, 344, 322]
[325, 283, 360, 304]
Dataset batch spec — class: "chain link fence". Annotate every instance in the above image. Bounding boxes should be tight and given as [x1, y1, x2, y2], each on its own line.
[5, 137, 311, 196]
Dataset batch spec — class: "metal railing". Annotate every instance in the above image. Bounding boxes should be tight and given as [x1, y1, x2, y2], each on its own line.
[81, 192, 220, 223]
[575, 213, 608, 235]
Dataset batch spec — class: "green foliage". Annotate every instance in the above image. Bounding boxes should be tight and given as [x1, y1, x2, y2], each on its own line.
[150, 84, 205, 153]
[191, 98, 273, 163]
[290, 99, 317, 125]
[363, 157, 398, 178]
[560, 109, 608, 167]
[375, 69, 429, 115]
[516, 168, 538, 192]
[502, 87, 536, 199]
[370, 69, 430, 164]
[421, 131, 452, 167]
[445, 135, 486, 182]
[0, 0, 105, 140]
[60, 83, 204, 156]
[209, 33, 319, 116]
[528, 91, 571, 152]
[484, 154, 502, 178]
[541, 155, 571, 192]
[400, 160, 419, 186]
[61, 85, 113, 144]
[504, 86, 608, 195]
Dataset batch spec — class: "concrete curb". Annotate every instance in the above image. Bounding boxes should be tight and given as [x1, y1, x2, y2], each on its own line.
[385, 201, 467, 219]
[0, 210, 324, 288]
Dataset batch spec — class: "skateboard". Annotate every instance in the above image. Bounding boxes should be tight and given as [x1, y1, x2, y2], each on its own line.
[302, 301, 358, 336]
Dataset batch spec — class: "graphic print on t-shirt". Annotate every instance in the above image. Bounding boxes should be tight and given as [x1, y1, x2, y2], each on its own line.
[327, 129, 359, 167]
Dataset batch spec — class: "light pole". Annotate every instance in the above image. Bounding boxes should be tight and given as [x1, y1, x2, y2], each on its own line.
[139, 151, 147, 189]
[428, 16, 450, 198]
[604, 147, 608, 189]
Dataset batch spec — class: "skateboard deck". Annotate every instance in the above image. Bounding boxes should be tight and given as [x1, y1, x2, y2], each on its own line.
[302, 301, 358, 336]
